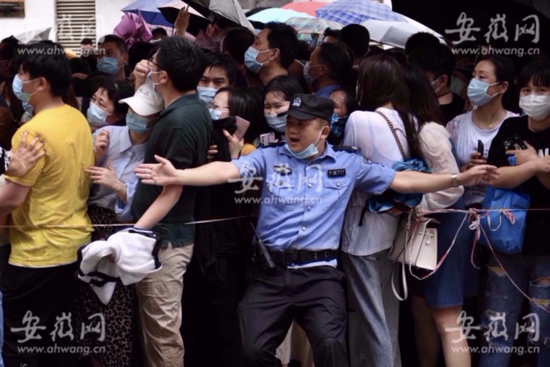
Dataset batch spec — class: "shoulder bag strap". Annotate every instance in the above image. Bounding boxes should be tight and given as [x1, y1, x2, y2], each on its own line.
[375, 110, 408, 160]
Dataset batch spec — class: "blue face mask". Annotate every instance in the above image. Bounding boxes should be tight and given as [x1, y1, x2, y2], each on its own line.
[303, 62, 322, 87]
[265, 112, 287, 134]
[126, 110, 151, 134]
[244, 47, 271, 74]
[97, 56, 121, 75]
[147, 71, 162, 93]
[12, 75, 38, 103]
[87, 102, 110, 128]
[197, 86, 217, 104]
[284, 128, 324, 160]
[209, 108, 222, 121]
[467, 78, 501, 107]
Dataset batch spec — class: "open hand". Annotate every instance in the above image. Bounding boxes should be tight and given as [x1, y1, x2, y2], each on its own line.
[7, 131, 45, 177]
[175, 6, 191, 37]
[135, 155, 178, 186]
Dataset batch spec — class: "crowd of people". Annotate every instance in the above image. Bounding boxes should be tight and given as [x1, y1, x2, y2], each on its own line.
[0, 8, 549, 367]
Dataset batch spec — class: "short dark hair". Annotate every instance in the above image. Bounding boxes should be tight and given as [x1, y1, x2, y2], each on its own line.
[128, 41, 157, 72]
[323, 28, 340, 39]
[98, 34, 127, 54]
[517, 60, 550, 90]
[317, 42, 353, 83]
[152, 28, 168, 37]
[405, 32, 440, 56]
[265, 22, 299, 69]
[156, 36, 206, 92]
[338, 24, 370, 59]
[296, 40, 312, 62]
[264, 75, 303, 102]
[478, 55, 516, 85]
[204, 52, 239, 87]
[81, 38, 93, 45]
[408, 44, 456, 86]
[217, 87, 269, 144]
[332, 87, 359, 116]
[17, 42, 71, 97]
[98, 78, 134, 116]
[221, 27, 255, 65]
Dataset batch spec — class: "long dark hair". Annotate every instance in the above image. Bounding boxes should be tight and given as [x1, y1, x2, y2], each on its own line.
[217, 87, 269, 144]
[358, 54, 423, 160]
[404, 64, 445, 129]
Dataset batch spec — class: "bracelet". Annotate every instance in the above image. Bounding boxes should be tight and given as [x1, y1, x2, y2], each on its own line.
[451, 173, 460, 188]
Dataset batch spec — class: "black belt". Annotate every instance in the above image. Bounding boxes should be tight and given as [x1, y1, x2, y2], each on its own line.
[268, 249, 337, 266]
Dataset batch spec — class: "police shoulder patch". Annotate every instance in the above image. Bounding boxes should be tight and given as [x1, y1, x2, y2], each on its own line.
[333, 145, 360, 153]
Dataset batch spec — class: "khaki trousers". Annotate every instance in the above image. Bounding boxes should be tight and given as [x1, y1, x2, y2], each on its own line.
[136, 243, 194, 367]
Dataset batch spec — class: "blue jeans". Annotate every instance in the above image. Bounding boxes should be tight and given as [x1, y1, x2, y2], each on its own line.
[479, 253, 550, 367]
[341, 250, 401, 367]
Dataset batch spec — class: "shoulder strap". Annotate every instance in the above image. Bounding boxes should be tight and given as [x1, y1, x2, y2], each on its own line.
[375, 110, 408, 160]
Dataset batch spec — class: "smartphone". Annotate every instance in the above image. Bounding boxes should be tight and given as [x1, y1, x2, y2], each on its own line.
[503, 134, 527, 151]
[234, 116, 250, 142]
[477, 140, 484, 158]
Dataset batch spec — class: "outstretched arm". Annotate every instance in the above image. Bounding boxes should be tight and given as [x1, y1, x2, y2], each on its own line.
[390, 165, 499, 194]
[135, 155, 241, 187]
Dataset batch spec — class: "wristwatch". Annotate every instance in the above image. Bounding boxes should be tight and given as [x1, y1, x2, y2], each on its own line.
[451, 173, 460, 188]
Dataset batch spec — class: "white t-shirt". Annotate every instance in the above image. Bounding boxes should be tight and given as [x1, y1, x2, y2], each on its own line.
[446, 110, 517, 206]
[341, 107, 409, 256]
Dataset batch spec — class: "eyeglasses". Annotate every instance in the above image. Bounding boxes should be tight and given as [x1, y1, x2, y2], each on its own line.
[147, 56, 162, 70]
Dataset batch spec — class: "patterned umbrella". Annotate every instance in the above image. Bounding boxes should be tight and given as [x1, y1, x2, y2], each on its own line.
[281, 2, 328, 17]
[316, 0, 407, 25]
[248, 8, 314, 24]
[286, 17, 343, 34]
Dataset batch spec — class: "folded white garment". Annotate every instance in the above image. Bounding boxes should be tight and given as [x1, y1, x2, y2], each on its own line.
[78, 228, 162, 305]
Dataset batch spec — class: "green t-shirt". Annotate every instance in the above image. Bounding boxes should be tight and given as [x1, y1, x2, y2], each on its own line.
[132, 93, 212, 247]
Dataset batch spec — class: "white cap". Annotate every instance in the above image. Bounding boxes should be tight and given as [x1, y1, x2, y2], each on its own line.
[119, 82, 164, 116]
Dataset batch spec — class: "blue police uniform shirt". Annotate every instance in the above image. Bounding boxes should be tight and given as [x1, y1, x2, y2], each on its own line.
[232, 143, 396, 255]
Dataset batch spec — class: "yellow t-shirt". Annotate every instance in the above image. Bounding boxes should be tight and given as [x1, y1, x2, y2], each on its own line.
[6, 104, 94, 267]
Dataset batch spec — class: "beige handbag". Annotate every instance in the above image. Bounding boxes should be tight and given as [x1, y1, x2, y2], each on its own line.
[389, 211, 438, 300]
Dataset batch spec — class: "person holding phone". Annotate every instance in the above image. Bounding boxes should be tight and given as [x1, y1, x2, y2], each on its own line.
[447, 56, 518, 208]
[480, 60, 550, 367]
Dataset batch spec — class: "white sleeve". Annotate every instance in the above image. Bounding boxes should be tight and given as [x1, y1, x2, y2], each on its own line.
[342, 112, 374, 158]
[418, 123, 464, 212]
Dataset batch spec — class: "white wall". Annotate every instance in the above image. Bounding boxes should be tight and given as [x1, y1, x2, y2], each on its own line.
[95, 0, 134, 40]
[0, 0, 56, 42]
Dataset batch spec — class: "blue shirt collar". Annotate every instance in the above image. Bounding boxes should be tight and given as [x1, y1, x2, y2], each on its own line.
[119, 126, 133, 154]
[315, 84, 340, 98]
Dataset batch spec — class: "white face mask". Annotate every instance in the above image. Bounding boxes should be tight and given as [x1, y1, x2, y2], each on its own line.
[519, 94, 550, 121]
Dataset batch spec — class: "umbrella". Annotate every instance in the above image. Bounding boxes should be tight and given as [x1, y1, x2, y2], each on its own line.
[122, 0, 174, 27]
[186, 0, 254, 31]
[512, 0, 550, 19]
[361, 19, 445, 48]
[316, 0, 407, 25]
[14, 27, 52, 44]
[287, 17, 344, 34]
[281, 2, 327, 17]
[248, 8, 314, 23]
[157, 1, 209, 36]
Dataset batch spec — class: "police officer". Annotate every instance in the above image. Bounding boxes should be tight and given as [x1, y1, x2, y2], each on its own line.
[135, 94, 498, 367]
